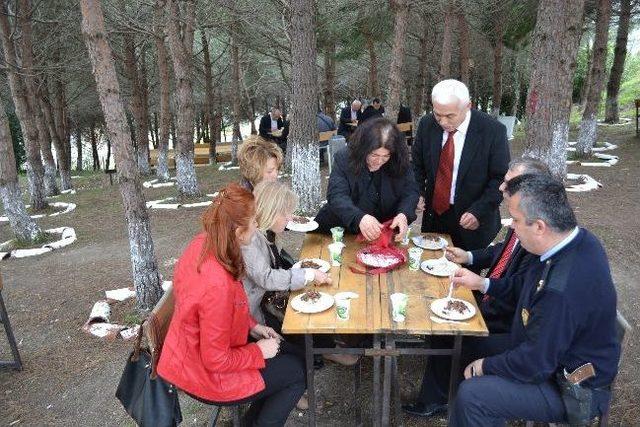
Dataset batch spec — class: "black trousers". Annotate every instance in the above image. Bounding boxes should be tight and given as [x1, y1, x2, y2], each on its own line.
[199, 347, 306, 427]
[416, 334, 511, 406]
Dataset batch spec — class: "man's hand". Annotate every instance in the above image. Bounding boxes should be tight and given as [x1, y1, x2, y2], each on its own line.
[451, 268, 486, 291]
[459, 212, 479, 230]
[444, 246, 470, 264]
[416, 196, 425, 214]
[359, 214, 383, 241]
[464, 358, 484, 379]
[390, 213, 409, 242]
[250, 324, 282, 341]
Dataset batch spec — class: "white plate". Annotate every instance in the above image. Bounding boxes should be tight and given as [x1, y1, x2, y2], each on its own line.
[430, 297, 476, 321]
[421, 259, 458, 277]
[412, 235, 447, 250]
[290, 291, 334, 314]
[286, 217, 319, 232]
[292, 258, 331, 273]
[359, 252, 402, 268]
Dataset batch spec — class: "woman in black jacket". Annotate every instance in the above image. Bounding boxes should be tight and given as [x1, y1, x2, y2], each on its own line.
[315, 117, 419, 241]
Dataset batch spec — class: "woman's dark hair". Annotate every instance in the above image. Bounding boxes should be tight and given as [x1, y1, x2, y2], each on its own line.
[348, 117, 410, 177]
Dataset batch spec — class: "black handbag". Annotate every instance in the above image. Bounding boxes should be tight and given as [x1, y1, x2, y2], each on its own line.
[115, 325, 182, 427]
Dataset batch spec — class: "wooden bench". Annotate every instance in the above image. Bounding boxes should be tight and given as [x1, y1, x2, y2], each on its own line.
[396, 122, 412, 133]
[149, 143, 238, 167]
[0, 272, 23, 370]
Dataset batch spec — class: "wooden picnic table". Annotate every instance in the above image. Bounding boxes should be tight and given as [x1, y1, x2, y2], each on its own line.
[282, 232, 488, 426]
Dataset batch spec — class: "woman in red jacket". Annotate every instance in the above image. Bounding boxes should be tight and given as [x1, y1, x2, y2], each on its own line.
[158, 183, 305, 426]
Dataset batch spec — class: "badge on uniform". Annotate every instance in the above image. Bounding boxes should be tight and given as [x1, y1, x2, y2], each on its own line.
[536, 279, 545, 292]
[521, 308, 530, 326]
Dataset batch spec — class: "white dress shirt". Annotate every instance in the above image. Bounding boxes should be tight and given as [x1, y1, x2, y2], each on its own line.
[350, 109, 358, 120]
[441, 110, 471, 204]
[270, 116, 278, 131]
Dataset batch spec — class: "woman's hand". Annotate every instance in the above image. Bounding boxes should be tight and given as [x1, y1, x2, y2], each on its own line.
[250, 324, 282, 341]
[359, 214, 383, 241]
[390, 213, 408, 242]
[313, 270, 332, 285]
[257, 337, 280, 359]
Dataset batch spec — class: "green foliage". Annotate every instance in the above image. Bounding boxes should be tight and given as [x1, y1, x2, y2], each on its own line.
[7, 111, 25, 173]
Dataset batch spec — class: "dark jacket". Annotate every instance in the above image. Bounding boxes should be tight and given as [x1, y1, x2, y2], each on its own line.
[397, 105, 412, 124]
[412, 109, 510, 250]
[360, 105, 384, 123]
[483, 228, 620, 395]
[315, 147, 419, 234]
[337, 106, 362, 138]
[259, 114, 283, 140]
[471, 228, 536, 334]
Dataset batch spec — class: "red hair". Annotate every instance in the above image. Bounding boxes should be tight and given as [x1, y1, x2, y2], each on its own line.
[198, 183, 255, 280]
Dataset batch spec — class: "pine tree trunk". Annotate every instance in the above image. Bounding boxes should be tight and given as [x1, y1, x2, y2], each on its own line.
[576, 0, 611, 157]
[230, 27, 242, 165]
[458, 8, 470, 86]
[201, 28, 216, 164]
[90, 122, 100, 170]
[105, 138, 112, 171]
[491, 18, 504, 117]
[36, 110, 59, 196]
[524, 0, 586, 180]
[0, 100, 42, 242]
[0, 5, 48, 211]
[51, 80, 72, 189]
[165, 0, 199, 196]
[76, 127, 84, 171]
[39, 89, 72, 187]
[413, 21, 429, 118]
[153, 1, 171, 180]
[386, 0, 409, 123]
[81, 0, 163, 310]
[580, 40, 593, 106]
[123, 34, 151, 176]
[439, 1, 455, 79]
[604, 0, 631, 123]
[365, 32, 380, 98]
[323, 42, 336, 119]
[290, 0, 320, 214]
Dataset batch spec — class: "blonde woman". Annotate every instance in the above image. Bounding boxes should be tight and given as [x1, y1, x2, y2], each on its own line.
[237, 135, 283, 191]
[241, 181, 360, 373]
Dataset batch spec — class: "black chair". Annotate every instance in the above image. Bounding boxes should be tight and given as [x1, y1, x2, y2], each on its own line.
[0, 272, 23, 370]
[525, 311, 632, 427]
[144, 285, 241, 426]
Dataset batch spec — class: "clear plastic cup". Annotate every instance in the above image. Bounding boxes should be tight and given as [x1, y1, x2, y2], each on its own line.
[390, 293, 408, 322]
[328, 242, 345, 266]
[408, 247, 423, 271]
[330, 226, 345, 243]
[335, 297, 350, 320]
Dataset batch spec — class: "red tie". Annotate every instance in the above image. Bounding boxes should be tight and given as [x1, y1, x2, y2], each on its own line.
[482, 232, 518, 303]
[432, 130, 456, 215]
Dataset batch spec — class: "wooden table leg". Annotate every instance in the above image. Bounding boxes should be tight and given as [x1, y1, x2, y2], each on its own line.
[447, 335, 463, 423]
[373, 334, 382, 427]
[305, 334, 316, 427]
[382, 333, 396, 426]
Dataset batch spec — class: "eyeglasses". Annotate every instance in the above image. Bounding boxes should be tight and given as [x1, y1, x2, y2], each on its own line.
[368, 153, 392, 160]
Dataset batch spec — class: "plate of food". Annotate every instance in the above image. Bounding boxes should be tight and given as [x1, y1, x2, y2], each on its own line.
[420, 258, 457, 277]
[430, 297, 476, 321]
[290, 290, 334, 314]
[286, 216, 319, 232]
[292, 258, 331, 273]
[359, 252, 403, 268]
[271, 129, 283, 137]
[412, 235, 447, 250]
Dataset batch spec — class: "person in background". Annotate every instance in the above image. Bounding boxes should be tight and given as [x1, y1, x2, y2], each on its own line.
[360, 98, 385, 123]
[259, 107, 284, 141]
[317, 110, 337, 165]
[412, 79, 510, 252]
[237, 136, 283, 192]
[337, 99, 362, 139]
[450, 174, 620, 426]
[315, 117, 419, 241]
[397, 103, 413, 144]
[158, 183, 306, 426]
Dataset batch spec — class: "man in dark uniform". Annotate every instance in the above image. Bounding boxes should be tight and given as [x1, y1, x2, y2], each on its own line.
[360, 98, 385, 123]
[402, 158, 550, 418]
[450, 175, 620, 426]
[337, 100, 362, 139]
[413, 79, 510, 251]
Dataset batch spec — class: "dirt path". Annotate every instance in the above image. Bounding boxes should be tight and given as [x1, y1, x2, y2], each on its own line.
[1, 124, 638, 426]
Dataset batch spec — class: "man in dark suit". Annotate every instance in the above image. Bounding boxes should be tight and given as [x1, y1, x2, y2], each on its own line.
[412, 79, 510, 251]
[337, 100, 362, 139]
[258, 107, 283, 141]
[402, 157, 550, 419]
[360, 98, 385, 123]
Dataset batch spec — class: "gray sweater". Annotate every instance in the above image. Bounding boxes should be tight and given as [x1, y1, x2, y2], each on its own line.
[240, 231, 308, 323]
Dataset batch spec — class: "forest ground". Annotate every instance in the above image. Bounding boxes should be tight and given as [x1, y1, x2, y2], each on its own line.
[1, 122, 638, 426]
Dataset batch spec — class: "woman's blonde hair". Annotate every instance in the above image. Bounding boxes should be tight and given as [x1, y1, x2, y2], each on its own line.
[237, 136, 284, 186]
[253, 181, 298, 232]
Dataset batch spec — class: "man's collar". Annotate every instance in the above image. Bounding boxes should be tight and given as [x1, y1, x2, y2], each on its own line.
[455, 109, 472, 136]
[540, 227, 580, 262]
